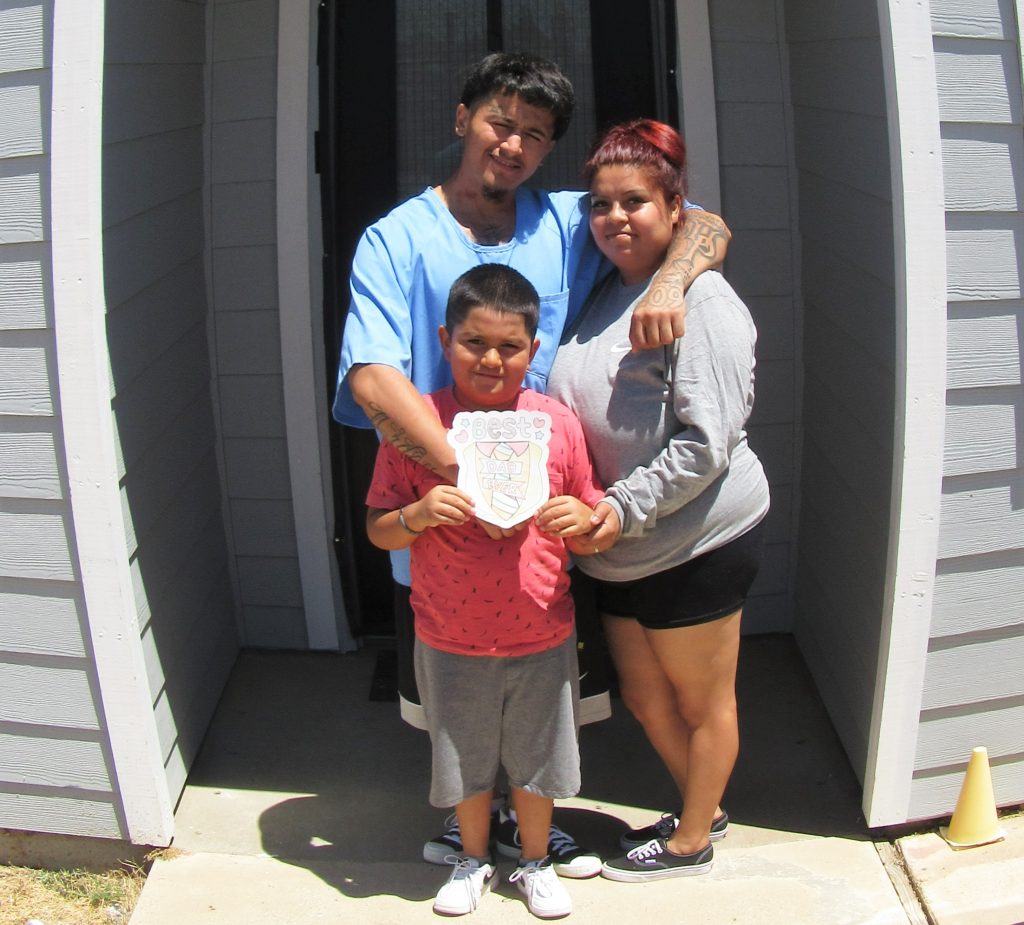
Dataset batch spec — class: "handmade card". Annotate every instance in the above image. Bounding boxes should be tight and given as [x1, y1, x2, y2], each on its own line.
[447, 409, 552, 528]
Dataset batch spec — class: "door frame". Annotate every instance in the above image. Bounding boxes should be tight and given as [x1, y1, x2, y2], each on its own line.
[276, 0, 722, 649]
[276, 0, 354, 651]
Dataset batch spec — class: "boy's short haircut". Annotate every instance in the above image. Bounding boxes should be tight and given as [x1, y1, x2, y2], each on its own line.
[460, 52, 575, 140]
[446, 265, 541, 338]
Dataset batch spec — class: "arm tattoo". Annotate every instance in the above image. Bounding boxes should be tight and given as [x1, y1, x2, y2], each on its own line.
[636, 212, 729, 318]
[643, 270, 687, 309]
[681, 213, 730, 266]
[367, 403, 442, 475]
[641, 214, 730, 309]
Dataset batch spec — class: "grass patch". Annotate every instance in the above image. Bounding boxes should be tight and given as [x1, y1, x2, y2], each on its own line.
[0, 860, 147, 925]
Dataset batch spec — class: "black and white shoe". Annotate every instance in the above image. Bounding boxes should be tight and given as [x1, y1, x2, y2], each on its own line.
[601, 838, 714, 882]
[619, 810, 729, 850]
[495, 810, 602, 879]
[424, 809, 504, 866]
[424, 813, 465, 865]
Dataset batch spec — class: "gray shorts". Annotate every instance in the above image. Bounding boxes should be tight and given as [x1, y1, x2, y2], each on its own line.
[414, 634, 581, 808]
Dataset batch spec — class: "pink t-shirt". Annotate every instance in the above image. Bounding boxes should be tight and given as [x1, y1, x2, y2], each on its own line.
[366, 387, 605, 657]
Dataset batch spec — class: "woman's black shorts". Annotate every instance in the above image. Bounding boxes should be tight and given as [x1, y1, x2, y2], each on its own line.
[581, 520, 765, 630]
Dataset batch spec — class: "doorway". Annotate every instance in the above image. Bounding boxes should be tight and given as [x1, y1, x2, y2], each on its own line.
[317, 0, 680, 638]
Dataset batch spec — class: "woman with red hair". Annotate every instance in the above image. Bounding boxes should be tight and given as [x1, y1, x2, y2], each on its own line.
[544, 120, 770, 881]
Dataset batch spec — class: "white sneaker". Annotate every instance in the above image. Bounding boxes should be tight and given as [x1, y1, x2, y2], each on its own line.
[432, 856, 495, 916]
[509, 857, 572, 919]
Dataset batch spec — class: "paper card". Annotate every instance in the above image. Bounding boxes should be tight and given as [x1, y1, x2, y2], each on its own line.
[447, 409, 552, 528]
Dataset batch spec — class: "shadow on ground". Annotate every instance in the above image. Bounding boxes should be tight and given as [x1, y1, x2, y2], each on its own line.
[180, 634, 867, 902]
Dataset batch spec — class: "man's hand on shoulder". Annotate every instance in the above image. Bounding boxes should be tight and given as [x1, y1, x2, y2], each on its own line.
[629, 277, 686, 350]
[628, 208, 731, 350]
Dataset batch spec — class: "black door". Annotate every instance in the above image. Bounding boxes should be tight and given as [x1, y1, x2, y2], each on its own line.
[317, 0, 679, 638]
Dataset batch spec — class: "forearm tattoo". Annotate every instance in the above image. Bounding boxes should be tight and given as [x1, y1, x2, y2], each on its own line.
[676, 213, 729, 269]
[646, 213, 727, 305]
[367, 402, 442, 475]
[642, 267, 688, 309]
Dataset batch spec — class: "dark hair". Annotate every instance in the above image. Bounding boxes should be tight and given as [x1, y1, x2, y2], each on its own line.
[460, 52, 575, 140]
[445, 265, 540, 338]
[583, 119, 688, 201]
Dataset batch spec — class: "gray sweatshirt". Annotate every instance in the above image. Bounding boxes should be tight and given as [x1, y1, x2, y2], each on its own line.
[547, 270, 770, 582]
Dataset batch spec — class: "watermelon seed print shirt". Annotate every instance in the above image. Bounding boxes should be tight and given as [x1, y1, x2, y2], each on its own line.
[366, 387, 605, 657]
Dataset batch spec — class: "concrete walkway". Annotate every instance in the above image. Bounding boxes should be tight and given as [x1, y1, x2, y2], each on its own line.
[128, 638, 1022, 924]
[898, 815, 1024, 925]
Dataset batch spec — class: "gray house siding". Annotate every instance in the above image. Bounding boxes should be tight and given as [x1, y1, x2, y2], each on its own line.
[209, 0, 307, 648]
[908, 0, 1024, 818]
[0, 0, 123, 839]
[710, 0, 799, 634]
[102, 0, 239, 801]
[784, 0, 896, 782]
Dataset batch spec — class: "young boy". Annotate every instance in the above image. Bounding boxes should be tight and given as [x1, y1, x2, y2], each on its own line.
[366, 265, 606, 919]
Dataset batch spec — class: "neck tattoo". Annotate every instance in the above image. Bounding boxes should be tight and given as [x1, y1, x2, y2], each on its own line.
[440, 184, 515, 245]
[474, 223, 512, 246]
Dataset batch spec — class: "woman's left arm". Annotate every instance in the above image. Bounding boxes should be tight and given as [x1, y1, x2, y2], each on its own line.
[608, 290, 754, 538]
[628, 209, 731, 350]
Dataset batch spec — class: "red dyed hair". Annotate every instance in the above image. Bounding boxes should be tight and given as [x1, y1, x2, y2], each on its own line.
[583, 119, 687, 201]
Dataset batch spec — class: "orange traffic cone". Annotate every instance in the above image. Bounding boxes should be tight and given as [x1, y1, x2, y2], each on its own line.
[939, 746, 1006, 849]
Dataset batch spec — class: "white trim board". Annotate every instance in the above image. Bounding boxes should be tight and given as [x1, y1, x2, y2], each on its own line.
[51, 0, 174, 845]
[674, 0, 721, 214]
[276, 0, 355, 652]
[1017, 1, 1024, 119]
[864, 0, 947, 827]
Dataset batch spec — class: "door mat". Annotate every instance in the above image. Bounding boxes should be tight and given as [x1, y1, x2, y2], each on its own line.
[369, 647, 398, 702]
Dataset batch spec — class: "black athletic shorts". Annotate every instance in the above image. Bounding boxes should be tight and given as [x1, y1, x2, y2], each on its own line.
[582, 519, 765, 629]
